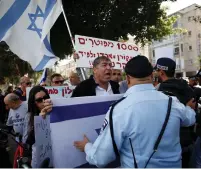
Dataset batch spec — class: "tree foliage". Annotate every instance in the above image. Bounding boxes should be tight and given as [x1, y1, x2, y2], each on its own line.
[0, 0, 177, 83]
[0, 42, 34, 84]
[51, 0, 176, 57]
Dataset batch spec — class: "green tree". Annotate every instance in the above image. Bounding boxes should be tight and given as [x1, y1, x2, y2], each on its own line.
[0, 42, 34, 85]
[51, 0, 177, 57]
[0, 0, 178, 83]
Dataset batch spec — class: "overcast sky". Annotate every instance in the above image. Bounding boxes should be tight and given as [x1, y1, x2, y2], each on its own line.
[162, 0, 201, 15]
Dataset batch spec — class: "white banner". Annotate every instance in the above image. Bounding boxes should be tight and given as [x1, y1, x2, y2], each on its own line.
[34, 115, 52, 167]
[26, 86, 74, 100]
[75, 35, 139, 69]
[50, 94, 123, 167]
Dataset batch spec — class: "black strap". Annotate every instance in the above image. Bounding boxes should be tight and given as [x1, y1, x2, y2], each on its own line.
[109, 97, 126, 157]
[144, 97, 172, 168]
[109, 96, 172, 168]
[154, 97, 172, 150]
[129, 138, 138, 168]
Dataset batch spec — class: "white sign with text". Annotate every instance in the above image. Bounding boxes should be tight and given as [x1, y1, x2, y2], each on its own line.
[26, 86, 74, 100]
[75, 35, 139, 69]
[34, 115, 53, 167]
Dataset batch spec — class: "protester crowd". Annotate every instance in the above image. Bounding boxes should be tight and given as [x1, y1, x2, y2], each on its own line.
[0, 55, 201, 168]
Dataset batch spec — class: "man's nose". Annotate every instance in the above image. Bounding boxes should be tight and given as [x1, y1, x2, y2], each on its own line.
[106, 65, 112, 69]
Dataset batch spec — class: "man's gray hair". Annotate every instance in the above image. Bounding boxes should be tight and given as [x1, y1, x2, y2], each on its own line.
[7, 93, 20, 102]
[92, 56, 111, 68]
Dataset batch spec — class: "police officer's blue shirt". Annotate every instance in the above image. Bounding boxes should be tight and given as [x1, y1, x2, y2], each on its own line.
[84, 84, 196, 168]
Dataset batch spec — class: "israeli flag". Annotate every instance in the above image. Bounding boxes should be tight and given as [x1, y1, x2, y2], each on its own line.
[0, 0, 62, 71]
[39, 68, 47, 84]
[50, 95, 123, 168]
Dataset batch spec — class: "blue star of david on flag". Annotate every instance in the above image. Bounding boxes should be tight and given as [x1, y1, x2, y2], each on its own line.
[27, 5, 44, 38]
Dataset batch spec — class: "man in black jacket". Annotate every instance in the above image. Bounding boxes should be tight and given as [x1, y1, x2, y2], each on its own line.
[72, 56, 120, 97]
[154, 57, 196, 168]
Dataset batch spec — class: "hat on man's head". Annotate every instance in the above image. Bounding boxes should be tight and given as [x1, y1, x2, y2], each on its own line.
[154, 58, 176, 73]
[196, 69, 201, 77]
[125, 55, 153, 78]
[189, 76, 198, 81]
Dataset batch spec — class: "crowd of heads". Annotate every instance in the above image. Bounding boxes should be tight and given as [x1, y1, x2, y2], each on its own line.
[2, 55, 201, 103]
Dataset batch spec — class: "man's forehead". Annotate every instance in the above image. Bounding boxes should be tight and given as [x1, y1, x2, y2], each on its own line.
[99, 60, 111, 64]
[113, 69, 121, 73]
[22, 77, 30, 82]
[53, 76, 63, 80]
[4, 98, 9, 104]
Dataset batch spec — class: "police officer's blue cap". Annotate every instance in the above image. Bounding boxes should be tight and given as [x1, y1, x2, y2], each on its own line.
[196, 69, 201, 77]
[125, 55, 153, 78]
[154, 58, 176, 73]
[189, 76, 197, 80]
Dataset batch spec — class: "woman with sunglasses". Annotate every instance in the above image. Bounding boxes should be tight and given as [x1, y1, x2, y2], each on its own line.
[23, 86, 53, 168]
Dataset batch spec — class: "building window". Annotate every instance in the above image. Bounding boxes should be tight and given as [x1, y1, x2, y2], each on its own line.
[188, 31, 192, 36]
[152, 50, 155, 58]
[181, 44, 183, 52]
[188, 16, 191, 22]
[199, 44, 201, 52]
[198, 33, 201, 38]
[189, 45, 192, 51]
[174, 47, 180, 55]
[173, 21, 178, 28]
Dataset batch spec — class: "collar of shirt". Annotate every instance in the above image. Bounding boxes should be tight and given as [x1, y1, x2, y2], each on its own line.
[95, 82, 113, 96]
[123, 84, 155, 97]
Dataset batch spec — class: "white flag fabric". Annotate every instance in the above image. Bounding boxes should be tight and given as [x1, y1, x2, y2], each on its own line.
[0, 0, 62, 71]
[50, 95, 123, 167]
[39, 68, 47, 84]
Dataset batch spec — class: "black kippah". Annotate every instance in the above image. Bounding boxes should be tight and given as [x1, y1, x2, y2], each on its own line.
[125, 55, 153, 78]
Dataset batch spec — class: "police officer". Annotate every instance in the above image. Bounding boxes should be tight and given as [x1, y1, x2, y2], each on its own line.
[154, 58, 196, 168]
[189, 76, 198, 90]
[190, 71, 201, 167]
[74, 55, 196, 168]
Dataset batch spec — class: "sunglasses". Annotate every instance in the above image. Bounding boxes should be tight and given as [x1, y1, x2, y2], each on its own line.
[52, 80, 64, 84]
[35, 95, 49, 103]
[26, 82, 32, 85]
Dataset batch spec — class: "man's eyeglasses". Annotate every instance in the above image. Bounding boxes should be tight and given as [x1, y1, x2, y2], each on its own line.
[35, 95, 50, 103]
[52, 80, 64, 84]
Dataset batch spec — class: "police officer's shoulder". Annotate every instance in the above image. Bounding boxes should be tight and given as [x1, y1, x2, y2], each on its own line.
[171, 96, 186, 110]
[112, 97, 134, 115]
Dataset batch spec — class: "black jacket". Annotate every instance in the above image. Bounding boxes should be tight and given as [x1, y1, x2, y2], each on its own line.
[158, 78, 196, 147]
[71, 76, 120, 97]
[190, 86, 201, 137]
[158, 78, 195, 105]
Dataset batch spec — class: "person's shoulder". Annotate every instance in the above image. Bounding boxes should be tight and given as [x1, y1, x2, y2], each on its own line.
[74, 78, 95, 90]
[80, 78, 95, 86]
[171, 96, 186, 111]
[20, 101, 28, 111]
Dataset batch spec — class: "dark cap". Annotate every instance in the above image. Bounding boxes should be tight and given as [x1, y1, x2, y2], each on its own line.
[154, 58, 176, 73]
[189, 76, 198, 81]
[125, 55, 153, 78]
[196, 69, 201, 77]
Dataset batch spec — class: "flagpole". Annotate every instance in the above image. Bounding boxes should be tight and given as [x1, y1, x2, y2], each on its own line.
[60, 0, 87, 80]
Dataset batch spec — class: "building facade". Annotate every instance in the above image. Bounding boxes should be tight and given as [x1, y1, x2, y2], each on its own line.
[149, 4, 201, 77]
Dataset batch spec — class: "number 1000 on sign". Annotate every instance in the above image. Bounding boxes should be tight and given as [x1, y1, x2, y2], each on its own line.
[117, 43, 138, 51]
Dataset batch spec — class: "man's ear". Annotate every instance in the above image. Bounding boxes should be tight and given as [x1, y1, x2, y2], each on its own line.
[126, 75, 130, 86]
